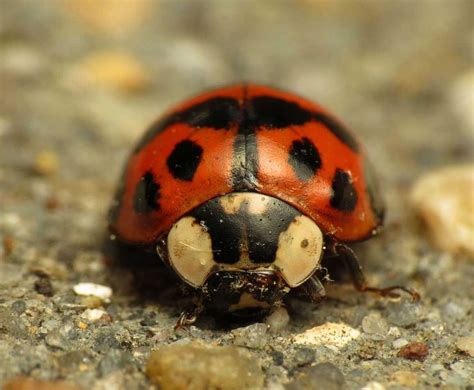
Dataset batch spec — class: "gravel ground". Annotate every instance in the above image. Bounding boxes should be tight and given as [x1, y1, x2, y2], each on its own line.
[1, 1, 473, 389]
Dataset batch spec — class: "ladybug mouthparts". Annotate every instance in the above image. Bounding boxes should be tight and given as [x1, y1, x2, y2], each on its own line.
[200, 270, 289, 315]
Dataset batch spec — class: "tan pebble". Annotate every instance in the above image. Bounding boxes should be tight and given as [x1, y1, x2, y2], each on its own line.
[411, 165, 474, 258]
[61, 0, 151, 35]
[390, 370, 419, 387]
[293, 322, 360, 351]
[146, 342, 264, 390]
[77, 321, 88, 330]
[455, 336, 474, 357]
[3, 377, 83, 390]
[33, 151, 58, 176]
[79, 364, 88, 372]
[74, 51, 148, 93]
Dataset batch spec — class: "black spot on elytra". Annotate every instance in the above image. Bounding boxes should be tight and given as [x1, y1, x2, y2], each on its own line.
[133, 171, 161, 213]
[250, 96, 313, 128]
[167, 140, 203, 181]
[288, 137, 322, 181]
[134, 97, 240, 153]
[330, 168, 358, 212]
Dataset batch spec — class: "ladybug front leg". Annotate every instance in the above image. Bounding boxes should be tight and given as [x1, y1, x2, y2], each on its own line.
[326, 240, 420, 302]
[291, 274, 327, 303]
[175, 300, 204, 329]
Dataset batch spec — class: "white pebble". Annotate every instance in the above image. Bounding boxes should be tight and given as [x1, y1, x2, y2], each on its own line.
[294, 322, 360, 351]
[393, 338, 409, 348]
[411, 165, 474, 258]
[81, 308, 108, 322]
[361, 312, 389, 340]
[361, 381, 386, 390]
[73, 282, 112, 302]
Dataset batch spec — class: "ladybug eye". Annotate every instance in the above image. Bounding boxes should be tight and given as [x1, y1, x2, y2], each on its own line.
[165, 216, 215, 287]
[274, 215, 324, 287]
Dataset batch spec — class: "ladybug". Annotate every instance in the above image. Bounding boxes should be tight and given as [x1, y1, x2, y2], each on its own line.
[109, 84, 418, 325]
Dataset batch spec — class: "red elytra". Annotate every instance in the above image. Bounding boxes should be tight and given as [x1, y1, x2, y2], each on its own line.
[109, 84, 384, 245]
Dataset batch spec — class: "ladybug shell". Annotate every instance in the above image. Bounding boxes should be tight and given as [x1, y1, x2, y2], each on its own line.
[110, 84, 384, 245]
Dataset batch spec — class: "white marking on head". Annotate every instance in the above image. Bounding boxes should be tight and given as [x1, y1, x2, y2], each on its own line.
[274, 215, 323, 287]
[166, 216, 216, 287]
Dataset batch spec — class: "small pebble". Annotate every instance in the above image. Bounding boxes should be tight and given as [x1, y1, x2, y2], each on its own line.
[286, 362, 345, 390]
[33, 151, 59, 176]
[387, 326, 401, 337]
[293, 347, 316, 367]
[361, 382, 385, 390]
[34, 276, 54, 297]
[146, 342, 264, 390]
[80, 308, 108, 322]
[11, 300, 27, 315]
[392, 338, 409, 349]
[294, 322, 360, 351]
[45, 323, 75, 350]
[410, 165, 474, 258]
[72, 51, 149, 93]
[455, 336, 474, 357]
[450, 68, 474, 131]
[98, 349, 134, 377]
[390, 370, 418, 387]
[73, 283, 112, 303]
[3, 377, 82, 390]
[361, 312, 389, 340]
[232, 323, 268, 349]
[265, 307, 290, 331]
[397, 341, 429, 361]
[62, 0, 151, 34]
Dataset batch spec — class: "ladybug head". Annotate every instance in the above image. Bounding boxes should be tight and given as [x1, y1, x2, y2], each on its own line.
[158, 192, 324, 312]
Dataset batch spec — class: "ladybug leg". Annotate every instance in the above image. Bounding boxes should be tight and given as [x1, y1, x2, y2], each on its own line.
[291, 275, 326, 303]
[174, 301, 204, 330]
[327, 241, 420, 302]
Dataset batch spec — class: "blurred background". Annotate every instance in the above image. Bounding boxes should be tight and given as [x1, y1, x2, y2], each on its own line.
[1, 0, 472, 187]
[0, 1, 473, 388]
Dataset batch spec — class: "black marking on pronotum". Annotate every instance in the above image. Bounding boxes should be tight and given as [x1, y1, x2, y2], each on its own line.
[167, 139, 203, 181]
[330, 168, 358, 212]
[133, 97, 240, 153]
[133, 171, 161, 213]
[288, 137, 322, 181]
[190, 195, 299, 265]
